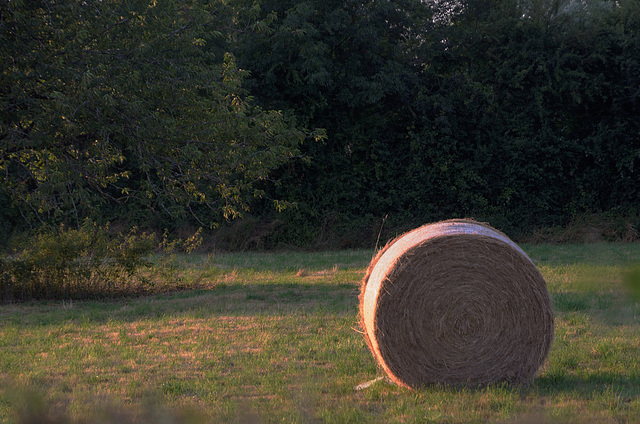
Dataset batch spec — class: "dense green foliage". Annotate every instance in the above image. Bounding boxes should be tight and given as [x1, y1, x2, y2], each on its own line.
[2, 0, 640, 248]
[0, 0, 310, 235]
[230, 0, 640, 245]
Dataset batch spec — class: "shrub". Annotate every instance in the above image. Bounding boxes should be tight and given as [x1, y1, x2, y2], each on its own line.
[0, 222, 157, 303]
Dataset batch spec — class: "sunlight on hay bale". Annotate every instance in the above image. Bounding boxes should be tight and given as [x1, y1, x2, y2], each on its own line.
[359, 219, 554, 389]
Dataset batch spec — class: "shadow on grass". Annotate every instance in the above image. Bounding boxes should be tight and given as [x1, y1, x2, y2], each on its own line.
[0, 280, 362, 328]
[552, 292, 615, 312]
[532, 372, 640, 398]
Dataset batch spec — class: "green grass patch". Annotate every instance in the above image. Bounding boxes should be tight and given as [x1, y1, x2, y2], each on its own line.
[1, 245, 640, 423]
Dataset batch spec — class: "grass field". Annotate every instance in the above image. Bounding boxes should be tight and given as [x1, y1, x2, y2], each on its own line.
[1, 244, 640, 423]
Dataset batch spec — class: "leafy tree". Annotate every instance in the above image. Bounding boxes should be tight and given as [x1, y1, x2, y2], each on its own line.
[0, 0, 311, 228]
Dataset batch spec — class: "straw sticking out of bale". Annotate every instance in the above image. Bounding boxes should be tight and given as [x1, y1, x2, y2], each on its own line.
[359, 219, 554, 389]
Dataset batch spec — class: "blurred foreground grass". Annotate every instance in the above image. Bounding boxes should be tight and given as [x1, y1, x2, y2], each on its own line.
[1, 244, 639, 423]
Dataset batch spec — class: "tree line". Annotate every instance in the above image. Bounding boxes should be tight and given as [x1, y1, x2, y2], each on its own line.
[2, 0, 639, 248]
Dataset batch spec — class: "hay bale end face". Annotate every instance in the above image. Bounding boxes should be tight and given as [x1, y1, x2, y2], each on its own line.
[359, 219, 554, 389]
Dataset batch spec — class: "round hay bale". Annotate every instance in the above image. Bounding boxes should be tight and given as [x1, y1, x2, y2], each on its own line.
[359, 219, 554, 389]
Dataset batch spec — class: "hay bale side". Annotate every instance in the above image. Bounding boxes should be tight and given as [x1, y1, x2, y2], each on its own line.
[359, 219, 554, 389]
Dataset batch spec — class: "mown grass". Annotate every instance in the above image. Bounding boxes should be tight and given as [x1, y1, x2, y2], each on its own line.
[1, 244, 639, 423]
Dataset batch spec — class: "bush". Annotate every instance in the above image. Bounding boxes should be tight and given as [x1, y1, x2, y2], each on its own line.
[0, 222, 157, 303]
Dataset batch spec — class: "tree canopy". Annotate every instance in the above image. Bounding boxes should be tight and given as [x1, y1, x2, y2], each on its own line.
[2, 0, 639, 246]
[1, 0, 313, 229]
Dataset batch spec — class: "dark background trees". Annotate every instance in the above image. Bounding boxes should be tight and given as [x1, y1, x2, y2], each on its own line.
[228, 0, 640, 246]
[2, 0, 639, 248]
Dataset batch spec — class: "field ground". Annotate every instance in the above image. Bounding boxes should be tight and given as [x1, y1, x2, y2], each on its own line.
[1, 244, 640, 423]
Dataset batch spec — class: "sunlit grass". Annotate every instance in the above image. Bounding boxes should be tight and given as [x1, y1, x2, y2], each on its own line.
[1, 244, 639, 423]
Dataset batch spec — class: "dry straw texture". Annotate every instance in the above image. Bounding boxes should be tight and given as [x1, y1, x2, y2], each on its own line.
[359, 219, 554, 389]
